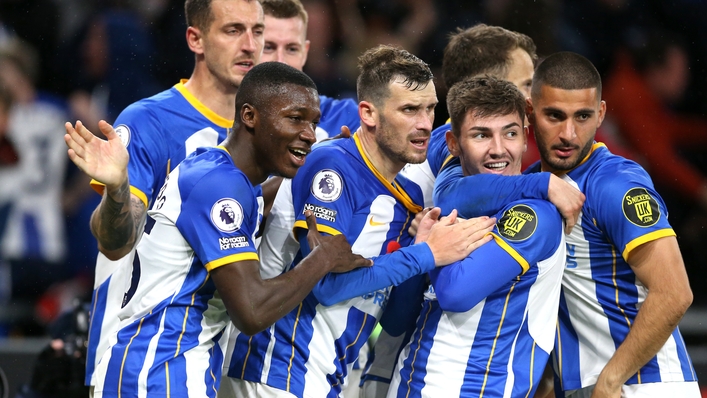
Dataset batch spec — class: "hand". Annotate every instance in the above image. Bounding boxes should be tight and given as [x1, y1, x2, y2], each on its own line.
[413, 207, 439, 244]
[547, 174, 585, 234]
[589, 376, 622, 398]
[305, 210, 372, 273]
[64, 120, 129, 190]
[424, 210, 496, 266]
[409, 207, 432, 238]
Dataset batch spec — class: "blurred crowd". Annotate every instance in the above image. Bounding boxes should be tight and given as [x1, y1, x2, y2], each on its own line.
[0, 0, 706, 336]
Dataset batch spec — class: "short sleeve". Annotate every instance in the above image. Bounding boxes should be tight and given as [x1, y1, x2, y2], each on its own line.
[176, 168, 260, 271]
[490, 199, 564, 273]
[589, 162, 675, 260]
[291, 147, 355, 237]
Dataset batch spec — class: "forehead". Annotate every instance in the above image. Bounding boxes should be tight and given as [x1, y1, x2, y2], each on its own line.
[211, 0, 264, 26]
[535, 85, 600, 111]
[462, 110, 523, 130]
[385, 79, 437, 106]
[505, 49, 534, 84]
[264, 15, 306, 42]
[268, 84, 320, 110]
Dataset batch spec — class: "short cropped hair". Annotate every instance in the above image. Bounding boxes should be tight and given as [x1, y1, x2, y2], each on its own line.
[357, 45, 433, 107]
[442, 24, 537, 90]
[261, 0, 308, 26]
[185, 0, 261, 32]
[236, 61, 317, 116]
[447, 76, 526, 138]
[531, 52, 602, 100]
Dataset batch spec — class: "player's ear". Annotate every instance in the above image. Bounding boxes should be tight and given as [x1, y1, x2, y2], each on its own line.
[359, 101, 377, 129]
[240, 103, 257, 130]
[445, 130, 461, 157]
[186, 26, 204, 55]
[523, 126, 529, 152]
[525, 97, 535, 125]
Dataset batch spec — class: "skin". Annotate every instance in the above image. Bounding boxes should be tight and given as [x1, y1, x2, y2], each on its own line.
[185, 0, 265, 118]
[446, 112, 526, 177]
[528, 85, 606, 173]
[529, 84, 693, 398]
[358, 79, 438, 182]
[261, 14, 310, 71]
[68, 0, 265, 261]
[504, 47, 535, 99]
[66, 83, 373, 335]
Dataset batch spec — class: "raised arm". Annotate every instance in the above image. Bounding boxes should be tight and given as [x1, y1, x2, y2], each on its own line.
[211, 212, 371, 335]
[64, 120, 146, 260]
[591, 236, 693, 398]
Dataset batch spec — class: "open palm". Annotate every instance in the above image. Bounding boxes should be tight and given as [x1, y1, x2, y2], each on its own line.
[64, 120, 129, 189]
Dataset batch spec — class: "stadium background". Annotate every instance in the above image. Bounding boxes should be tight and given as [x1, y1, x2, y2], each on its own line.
[0, 0, 706, 396]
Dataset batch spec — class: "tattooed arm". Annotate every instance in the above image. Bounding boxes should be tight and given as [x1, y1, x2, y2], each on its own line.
[65, 120, 146, 260]
[90, 182, 147, 259]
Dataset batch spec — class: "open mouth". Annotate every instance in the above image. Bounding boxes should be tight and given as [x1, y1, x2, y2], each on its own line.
[235, 60, 254, 69]
[485, 161, 509, 171]
[289, 148, 309, 163]
[410, 138, 428, 149]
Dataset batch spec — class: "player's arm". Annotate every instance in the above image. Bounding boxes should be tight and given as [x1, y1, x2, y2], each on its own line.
[432, 201, 563, 312]
[65, 120, 146, 260]
[297, 209, 495, 306]
[212, 212, 371, 336]
[592, 236, 692, 397]
[434, 162, 584, 233]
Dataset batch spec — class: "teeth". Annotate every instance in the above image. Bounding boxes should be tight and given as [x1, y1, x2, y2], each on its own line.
[486, 162, 508, 169]
[291, 149, 307, 156]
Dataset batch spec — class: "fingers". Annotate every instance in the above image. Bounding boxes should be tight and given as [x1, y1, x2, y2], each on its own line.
[466, 233, 494, 252]
[339, 125, 351, 138]
[423, 207, 440, 221]
[563, 217, 575, 235]
[438, 209, 457, 225]
[353, 254, 373, 268]
[98, 120, 117, 140]
[304, 210, 319, 231]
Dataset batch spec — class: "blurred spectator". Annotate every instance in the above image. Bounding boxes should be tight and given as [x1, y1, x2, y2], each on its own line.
[603, 30, 707, 212]
[332, 0, 438, 95]
[0, 0, 62, 94]
[0, 39, 71, 304]
[65, 8, 160, 129]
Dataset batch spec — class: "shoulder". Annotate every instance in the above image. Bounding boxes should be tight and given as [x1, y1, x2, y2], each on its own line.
[495, 199, 562, 243]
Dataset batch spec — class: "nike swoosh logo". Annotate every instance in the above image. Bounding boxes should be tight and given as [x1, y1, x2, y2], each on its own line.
[369, 216, 386, 227]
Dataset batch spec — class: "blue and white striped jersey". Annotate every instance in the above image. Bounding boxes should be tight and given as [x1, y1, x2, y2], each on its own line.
[388, 198, 565, 398]
[526, 143, 697, 391]
[315, 95, 360, 141]
[92, 146, 263, 397]
[225, 134, 437, 397]
[86, 81, 232, 386]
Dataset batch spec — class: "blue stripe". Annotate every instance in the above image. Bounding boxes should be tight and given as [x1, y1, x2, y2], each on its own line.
[229, 327, 272, 380]
[266, 296, 319, 395]
[674, 328, 698, 382]
[555, 288, 581, 390]
[326, 307, 376, 396]
[85, 278, 110, 385]
[394, 300, 441, 398]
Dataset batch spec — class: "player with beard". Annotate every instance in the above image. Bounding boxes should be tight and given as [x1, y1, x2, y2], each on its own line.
[222, 45, 496, 398]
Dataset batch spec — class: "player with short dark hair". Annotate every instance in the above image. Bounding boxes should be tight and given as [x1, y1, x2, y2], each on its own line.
[66, 61, 370, 397]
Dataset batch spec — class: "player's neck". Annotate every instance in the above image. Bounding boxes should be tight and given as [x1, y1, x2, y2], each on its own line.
[184, 70, 238, 121]
[357, 129, 404, 183]
[223, 133, 267, 186]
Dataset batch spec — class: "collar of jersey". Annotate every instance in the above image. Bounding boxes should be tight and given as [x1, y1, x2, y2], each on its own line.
[174, 80, 233, 128]
[353, 132, 423, 213]
[549, 141, 606, 175]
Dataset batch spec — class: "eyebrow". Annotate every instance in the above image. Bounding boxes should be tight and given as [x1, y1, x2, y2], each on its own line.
[469, 122, 521, 131]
